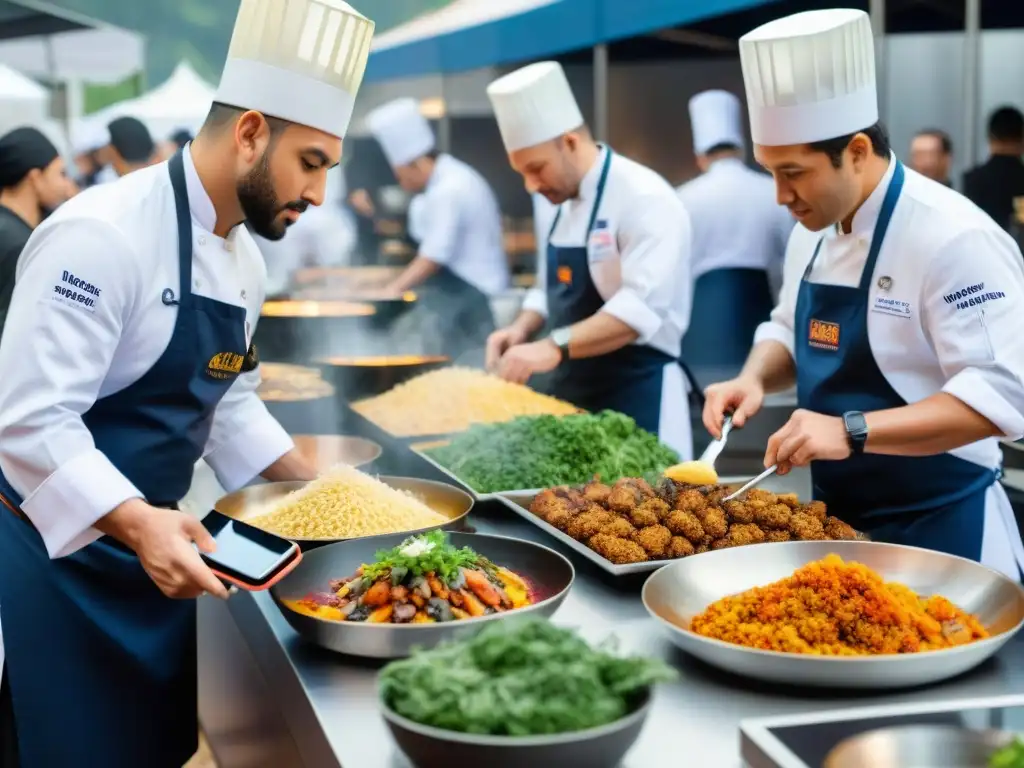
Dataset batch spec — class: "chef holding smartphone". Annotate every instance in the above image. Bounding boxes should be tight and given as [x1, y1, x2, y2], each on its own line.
[0, 1, 376, 765]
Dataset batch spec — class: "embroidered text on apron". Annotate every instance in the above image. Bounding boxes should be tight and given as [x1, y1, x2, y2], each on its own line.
[0, 149, 247, 767]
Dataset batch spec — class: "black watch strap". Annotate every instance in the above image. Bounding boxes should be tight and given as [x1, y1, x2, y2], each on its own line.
[843, 411, 869, 455]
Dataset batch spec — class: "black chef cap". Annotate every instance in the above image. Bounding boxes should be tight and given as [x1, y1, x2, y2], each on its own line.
[0, 127, 59, 189]
[108, 116, 155, 163]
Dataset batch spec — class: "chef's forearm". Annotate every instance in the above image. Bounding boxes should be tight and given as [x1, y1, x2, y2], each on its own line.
[389, 256, 440, 293]
[565, 312, 639, 358]
[260, 447, 319, 482]
[510, 309, 545, 340]
[740, 340, 796, 393]
[864, 393, 1001, 456]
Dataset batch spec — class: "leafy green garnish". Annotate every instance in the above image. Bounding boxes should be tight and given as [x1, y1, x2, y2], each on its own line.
[362, 530, 482, 584]
[379, 617, 677, 736]
[426, 410, 679, 493]
[990, 737, 1024, 768]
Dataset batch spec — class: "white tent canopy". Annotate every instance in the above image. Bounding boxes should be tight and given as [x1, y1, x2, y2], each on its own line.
[0, 26, 143, 85]
[0, 62, 46, 134]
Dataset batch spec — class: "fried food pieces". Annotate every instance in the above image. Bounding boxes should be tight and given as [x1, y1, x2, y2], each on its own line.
[527, 478, 861, 565]
[690, 554, 989, 655]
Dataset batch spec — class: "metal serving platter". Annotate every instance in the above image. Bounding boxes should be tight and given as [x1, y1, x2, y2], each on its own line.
[271, 531, 574, 658]
[823, 725, 1016, 768]
[214, 475, 473, 547]
[643, 540, 1024, 689]
[410, 442, 505, 501]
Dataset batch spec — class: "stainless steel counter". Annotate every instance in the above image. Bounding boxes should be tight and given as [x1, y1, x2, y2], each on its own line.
[197, 464, 1024, 768]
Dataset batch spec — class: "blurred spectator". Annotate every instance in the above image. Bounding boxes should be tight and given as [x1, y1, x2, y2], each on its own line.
[107, 116, 157, 177]
[963, 106, 1024, 229]
[909, 128, 953, 186]
[169, 129, 194, 149]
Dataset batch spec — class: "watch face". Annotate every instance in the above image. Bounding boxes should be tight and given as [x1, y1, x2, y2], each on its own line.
[844, 412, 868, 433]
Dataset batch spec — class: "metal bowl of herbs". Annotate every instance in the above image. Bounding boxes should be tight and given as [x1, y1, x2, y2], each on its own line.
[271, 531, 574, 659]
[378, 618, 675, 768]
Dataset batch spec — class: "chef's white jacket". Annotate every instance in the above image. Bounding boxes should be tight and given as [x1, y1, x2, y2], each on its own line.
[0, 147, 295, 560]
[416, 153, 509, 296]
[676, 157, 793, 290]
[756, 157, 1024, 577]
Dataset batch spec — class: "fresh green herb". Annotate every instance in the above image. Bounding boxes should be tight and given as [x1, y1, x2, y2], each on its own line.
[990, 737, 1024, 768]
[361, 530, 482, 584]
[426, 410, 679, 493]
[379, 618, 677, 736]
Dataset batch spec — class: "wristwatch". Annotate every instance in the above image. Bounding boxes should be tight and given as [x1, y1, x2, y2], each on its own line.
[549, 326, 572, 364]
[842, 411, 869, 455]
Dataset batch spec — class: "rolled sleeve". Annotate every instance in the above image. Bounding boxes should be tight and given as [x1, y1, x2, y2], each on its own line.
[0, 218, 143, 557]
[602, 288, 662, 342]
[521, 286, 548, 317]
[417, 188, 459, 267]
[203, 370, 295, 492]
[925, 227, 1024, 439]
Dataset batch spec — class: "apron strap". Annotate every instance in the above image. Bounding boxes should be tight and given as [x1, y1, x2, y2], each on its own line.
[167, 149, 194, 309]
[546, 145, 615, 242]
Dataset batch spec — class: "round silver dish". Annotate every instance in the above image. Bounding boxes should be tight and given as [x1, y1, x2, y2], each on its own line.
[381, 689, 651, 768]
[214, 475, 472, 546]
[824, 725, 1016, 768]
[642, 540, 1024, 689]
[271, 531, 574, 658]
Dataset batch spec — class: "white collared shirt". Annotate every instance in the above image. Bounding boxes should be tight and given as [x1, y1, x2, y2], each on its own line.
[0, 146, 294, 558]
[756, 154, 1024, 468]
[676, 157, 794, 284]
[416, 154, 509, 296]
[523, 147, 692, 358]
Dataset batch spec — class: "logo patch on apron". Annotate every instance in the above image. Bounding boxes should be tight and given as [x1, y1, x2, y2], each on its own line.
[808, 318, 840, 351]
[557, 265, 573, 286]
[206, 352, 244, 380]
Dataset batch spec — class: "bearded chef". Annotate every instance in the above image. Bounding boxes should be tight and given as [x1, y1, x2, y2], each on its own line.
[678, 90, 793, 370]
[703, 9, 1024, 578]
[0, 0, 376, 765]
[366, 98, 508, 360]
[484, 62, 694, 459]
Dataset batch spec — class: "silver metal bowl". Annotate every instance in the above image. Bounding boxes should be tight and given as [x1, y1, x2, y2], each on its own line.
[271, 532, 574, 658]
[289, 434, 382, 470]
[824, 725, 1017, 768]
[381, 689, 651, 768]
[214, 475, 473, 546]
[642, 540, 1024, 689]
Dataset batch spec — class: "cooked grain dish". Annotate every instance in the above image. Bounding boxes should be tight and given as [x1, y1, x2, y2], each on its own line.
[690, 554, 989, 655]
[257, 363, 335, 402]
[247, 465, 447, 539]
[351, 367, 580, 436]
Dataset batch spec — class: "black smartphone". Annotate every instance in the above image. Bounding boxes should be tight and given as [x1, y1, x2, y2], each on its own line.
[200, 510, 302, 591]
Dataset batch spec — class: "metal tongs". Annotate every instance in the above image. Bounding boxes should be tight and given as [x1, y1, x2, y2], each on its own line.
[723, 464, 779, 502]
[699, 413, 734, 468]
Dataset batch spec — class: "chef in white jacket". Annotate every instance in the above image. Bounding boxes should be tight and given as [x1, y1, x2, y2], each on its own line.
[0, 1, 375, 765]
[703, 8, 1024, 578]
[677, 89, 793, 370]
[366, 98, 509, 360]
[484, 62, 694, 459]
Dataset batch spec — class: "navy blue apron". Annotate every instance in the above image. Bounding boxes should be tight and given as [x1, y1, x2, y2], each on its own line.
[544, 149, 698, 435]
[796, 160, 998, 560]
[680, 267, 774, 370]
[0, 149, 247, 767]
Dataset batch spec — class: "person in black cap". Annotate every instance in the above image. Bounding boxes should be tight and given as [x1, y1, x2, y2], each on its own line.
[106, 116, 157, 177]
[0, 126, 74, 332]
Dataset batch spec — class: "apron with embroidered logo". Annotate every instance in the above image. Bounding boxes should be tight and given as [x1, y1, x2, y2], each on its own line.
[0, 149, 247, 767]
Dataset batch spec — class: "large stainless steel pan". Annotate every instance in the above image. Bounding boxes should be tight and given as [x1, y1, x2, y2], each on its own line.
[271, 532, 574, 658]
[643, 540, 1024, 689]
[824, 725, 1016, 768]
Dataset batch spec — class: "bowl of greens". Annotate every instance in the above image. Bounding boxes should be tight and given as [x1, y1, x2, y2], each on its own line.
[378, 618, 676, 768]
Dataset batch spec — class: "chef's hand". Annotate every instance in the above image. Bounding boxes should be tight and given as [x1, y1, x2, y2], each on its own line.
[485, 327, 528, 372]
[703, 376, 765, 438]
[765, 409, 851, 475]
[108, 500, 230, 600]
[497, 339, 560, 384]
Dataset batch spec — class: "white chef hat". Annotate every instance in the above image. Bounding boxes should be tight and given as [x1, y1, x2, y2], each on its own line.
[72, 120, 110, 156]
[486, 61, 584, 152]
[739, 9, 877, 147]
[214, 0, 375, 139]
[365, 98, 436, 168]
[688, 90, 744, 155]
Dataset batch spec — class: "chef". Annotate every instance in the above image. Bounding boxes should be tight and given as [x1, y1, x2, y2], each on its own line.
[484, 62, 694, 458]
[677, 90, 793, 370]
[0, 127, 76, 333]
[107, 116, 157, 177]
[366, 98, 508, 360]
[0, 0, 375, 765]
[703, 9, 1024, 578]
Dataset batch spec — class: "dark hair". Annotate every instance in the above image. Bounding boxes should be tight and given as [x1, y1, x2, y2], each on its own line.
[705, 142, 742, 156]
[201, 102, 290, 138]
[424, 149, 441, 161]
[988, 106, 1024, 143]
[914, 128, 953, 155]
[807, 122, 891, 169]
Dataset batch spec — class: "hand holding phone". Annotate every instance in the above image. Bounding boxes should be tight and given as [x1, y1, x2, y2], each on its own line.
[199, 511, 302, 591]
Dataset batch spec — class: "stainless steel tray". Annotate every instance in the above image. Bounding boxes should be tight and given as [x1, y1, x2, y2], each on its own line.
[824, 725, 1016, 768]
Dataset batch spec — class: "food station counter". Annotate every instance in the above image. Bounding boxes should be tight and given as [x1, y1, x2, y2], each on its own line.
[190, 406, 1024, 768]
